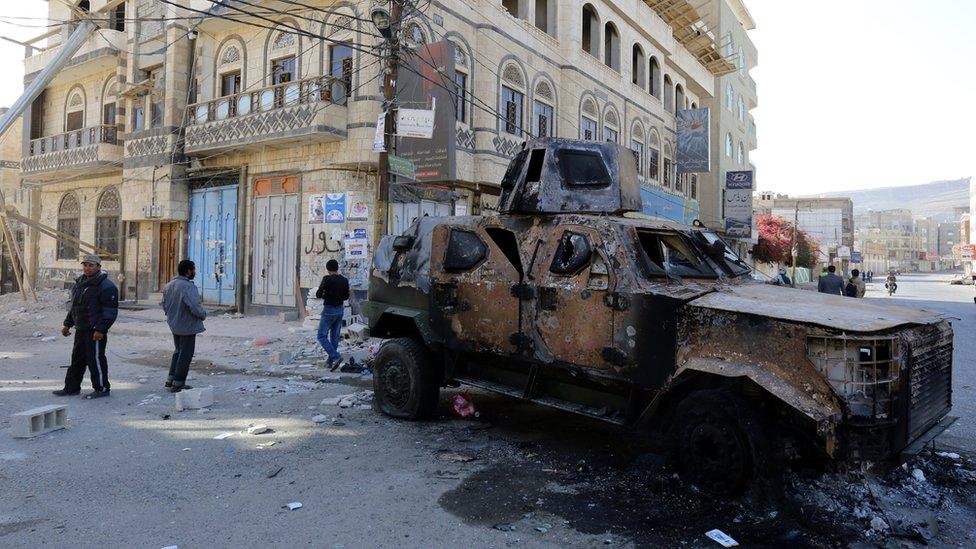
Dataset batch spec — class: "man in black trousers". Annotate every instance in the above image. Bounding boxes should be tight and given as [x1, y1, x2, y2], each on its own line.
[54, 254, 119, 399]
[161, 260, 207, 393]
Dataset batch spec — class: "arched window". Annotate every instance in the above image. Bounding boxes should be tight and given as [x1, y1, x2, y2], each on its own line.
[101, 78, 118, 126]
[691, 102, 698, 109]
[268, 25, 299, 86]
[404, 22, 427, 47]
[96, 187, 121, 257]
[603, 22, 620, 70]
[57, 193, 80, 261]
[725, 132, 733, 158]
[632, 44, 645, 88]
[581, 4, 600, 58]
[501, 63, 526, 136]
[65, 87, 85, 132]
[738, 46, 745, 76]
[217, 40, 244, 101]
[453, 43, 470, 124]
[737, 142, 745, 165]
[725, 82, 734, 111]
[78, 0, 90, 12]
[631, 122, 645, 177]
[663, 75, 673, 113]
[663, 142, 674, 188]
[675, 84, 685, 113]
[649, 56, 660, 98]
[648, 131, 660, 182]
[580, 97, 598, 140]
[603, 107, 619, 143]
[737, 96, 745, 121]
[532, 79, 555, 138]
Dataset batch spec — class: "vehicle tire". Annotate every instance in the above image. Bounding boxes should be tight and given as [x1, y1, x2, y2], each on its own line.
[669, 388, 771, 496]
[372, 337, 440, 420]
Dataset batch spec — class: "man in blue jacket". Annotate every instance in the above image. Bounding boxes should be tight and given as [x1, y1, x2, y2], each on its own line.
[161, 260, 207, 393]
[54, 255, 119, 399]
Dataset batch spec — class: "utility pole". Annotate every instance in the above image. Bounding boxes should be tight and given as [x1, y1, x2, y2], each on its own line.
[789, 201, 799, 288]
[372, 1, 402, 251]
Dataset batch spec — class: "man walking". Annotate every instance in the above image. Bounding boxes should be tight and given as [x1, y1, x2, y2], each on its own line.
[316, 259, 350, 370]
[817, 265, 845, 296]
[54, 255, 118, 399]
[162, 260, 207, 393]
[845, 269, 866, 298]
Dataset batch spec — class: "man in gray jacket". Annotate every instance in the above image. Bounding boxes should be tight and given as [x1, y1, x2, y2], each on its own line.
[161, 260, 207, 393]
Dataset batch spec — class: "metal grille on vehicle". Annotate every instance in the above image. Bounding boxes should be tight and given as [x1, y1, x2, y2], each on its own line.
[907, 326, 953, 441]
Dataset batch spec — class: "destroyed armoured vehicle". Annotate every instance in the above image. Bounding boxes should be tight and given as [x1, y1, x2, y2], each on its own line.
[365, 139, 954, 494]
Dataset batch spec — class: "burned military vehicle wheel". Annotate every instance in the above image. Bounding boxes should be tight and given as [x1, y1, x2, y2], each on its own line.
[373, 337, 440, 420]
[670, 389, 769, 496]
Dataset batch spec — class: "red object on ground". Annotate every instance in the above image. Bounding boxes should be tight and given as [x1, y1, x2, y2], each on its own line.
[252, 338, 271, 347]
[451, 390, 477, 418]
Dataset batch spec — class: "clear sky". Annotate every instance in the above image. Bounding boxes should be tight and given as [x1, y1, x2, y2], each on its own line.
[0, 1, 973, 196]
[747, 0, 976, 195]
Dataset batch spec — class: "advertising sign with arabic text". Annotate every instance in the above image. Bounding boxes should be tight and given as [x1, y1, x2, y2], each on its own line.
[724, 171, 754, 238]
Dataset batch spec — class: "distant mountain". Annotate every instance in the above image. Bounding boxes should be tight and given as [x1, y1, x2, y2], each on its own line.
[801, 178, 971, 222]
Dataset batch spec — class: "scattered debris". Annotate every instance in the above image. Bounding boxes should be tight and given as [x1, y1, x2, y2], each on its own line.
[936, 451, 961, 460]
[266, 467, 284, 478]
[246, 424, 272, 435]
[705, 529, 739, 547]
[213, 432, 235, 440]
[40, 336, 57, 342]
[11, 405, 67, 438]
[493, 523, 516, 532]
[437, 451, 476, 463]
[312, 415, 330, 423]
[321, 391, 373, 408]
[911, 468, 927, 482]
[175, 387, 214, 411]
[870, 516, 889, 532]
[271, 350, 293, 365]
[256, 441, 279, 450]
[285, 502, 303, 510]
[451, 390, 478, 418]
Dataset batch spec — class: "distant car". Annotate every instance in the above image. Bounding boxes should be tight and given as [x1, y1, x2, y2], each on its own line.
[949, 275, 975, 285]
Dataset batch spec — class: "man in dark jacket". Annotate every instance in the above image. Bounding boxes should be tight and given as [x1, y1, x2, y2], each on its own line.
[54, 255, 118, 398]
[162, 260, 207, 393]
[817, 265, 846, 296]
[315, 259, 349, 370]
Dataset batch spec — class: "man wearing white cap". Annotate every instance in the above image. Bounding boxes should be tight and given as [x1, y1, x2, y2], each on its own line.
[53, 254, 119, 399]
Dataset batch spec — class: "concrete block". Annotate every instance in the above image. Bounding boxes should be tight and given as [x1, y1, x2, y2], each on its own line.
[12, 405, 67, 438]
[278, 311, 299, 322]
[271, 350, 293, 365]
[175, 387, 214, 411]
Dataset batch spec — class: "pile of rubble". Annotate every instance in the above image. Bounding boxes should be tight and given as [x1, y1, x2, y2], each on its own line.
[0, 289, 69, 327]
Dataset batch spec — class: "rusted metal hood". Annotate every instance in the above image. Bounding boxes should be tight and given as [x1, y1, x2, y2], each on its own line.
[689, 283, 945, 333]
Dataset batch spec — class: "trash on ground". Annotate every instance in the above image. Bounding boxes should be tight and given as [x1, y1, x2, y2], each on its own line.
[256, 441, 278, 449]
[285, 502, 303, 510]
[213, 432, 235, 440]
[246, 424, 272, 435]
[312, 415, 329, 423]
[911, 468, 926, 482]
[705, 529, 738, 547]
[266, 466, 284, 478]
[493, 523, 516, 532]
[451, 390, 478, 418]
[437, 451, 476, 463]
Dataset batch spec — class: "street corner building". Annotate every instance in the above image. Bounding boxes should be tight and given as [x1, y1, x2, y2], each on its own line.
[1, 0, 758, 314]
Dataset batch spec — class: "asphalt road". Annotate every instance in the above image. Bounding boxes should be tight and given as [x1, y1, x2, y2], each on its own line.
[0, 272, 973, 548]
[862, 272, 976, 452]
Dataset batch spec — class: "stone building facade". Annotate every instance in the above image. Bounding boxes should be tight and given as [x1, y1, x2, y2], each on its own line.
[15, 0, 744, 313]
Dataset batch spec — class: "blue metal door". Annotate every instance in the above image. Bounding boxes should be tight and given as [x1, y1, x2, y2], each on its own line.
[187, 185, 238, 305]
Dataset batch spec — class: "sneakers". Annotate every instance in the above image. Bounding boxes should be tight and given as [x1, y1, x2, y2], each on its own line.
[84, 390, 110, 399]
[52, 389, 80, 396]
[328, 356, 343, 372]
[170, 384, 193, 393]
[165, 380, 173, 388]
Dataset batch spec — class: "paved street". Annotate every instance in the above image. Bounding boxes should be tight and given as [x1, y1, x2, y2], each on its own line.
[0, 272, 974, 548]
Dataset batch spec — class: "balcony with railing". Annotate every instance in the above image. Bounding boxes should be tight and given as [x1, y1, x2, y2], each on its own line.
[183, 76, 348, 155]
[22, 125, 122, 181]
[23, 28, 126, 83]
